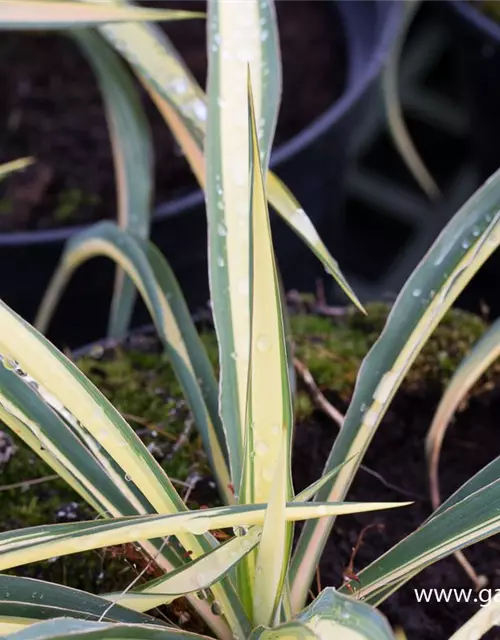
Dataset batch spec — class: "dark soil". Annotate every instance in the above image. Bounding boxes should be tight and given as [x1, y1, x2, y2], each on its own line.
[294, 387, 500, 640]
[0, 0, 345, 232]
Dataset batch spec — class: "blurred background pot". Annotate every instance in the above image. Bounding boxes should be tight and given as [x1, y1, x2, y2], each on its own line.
[447, 0, 500, 180]
[0, 0, 403, 348]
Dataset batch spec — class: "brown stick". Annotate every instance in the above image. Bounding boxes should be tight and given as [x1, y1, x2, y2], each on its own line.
[293, 357, 344, 428]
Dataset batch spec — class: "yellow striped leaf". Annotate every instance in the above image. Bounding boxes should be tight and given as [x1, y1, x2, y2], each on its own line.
[0, 1, 202, 29]
[0, 501, 407, 572]
[291, 167, 500, 613]
[72, 29, 154, 339]
[111, 458, 360, 614]
[0, 574, 160, 631]
[426, 316, 500, 510]
[297, 588, 396, 640]
[205, 0, 282, 490]
[0, 157, 33, 180]
[0, 359, 223, 635]
[3, 618, 211, 640]
[94, 5, 362, 316]
[382, 0, 438, 199]
[35, 222, 231, 503]
[350, 474, 500, 604]
[0, 298, 245, 639]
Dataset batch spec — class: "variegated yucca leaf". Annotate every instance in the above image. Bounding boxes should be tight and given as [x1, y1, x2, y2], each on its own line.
[291, 168, 500, 612]
[35, 221, 230, 503]
[426, 316, 500, 510]
[0, 361, 222, 634]
[205, 0, 282, 492]
[72, 29, 153, 339]
[0, 299, 245, 639]
[241, 74, 292, 506]
[0, 157, 33, 180]
[248, 621, 318, 639]
[345, 456, 500, 605]
[104, 527, 262, 613]
[105, 459, 356, 613]
[448, 598, 500, 640]
[0, 575, 161, 635]
[0, 364, 146, 519]
[253, 435, 289, 627]
[382, 0, 438, 199]
[425, 319, 500, 587]
[94, 3, 362, 319]
[236, 73, 292, 626]
[0, 1, 201, 29]
[296, 588, 396, 640]
[5, 618, 211, 640]
[0, 301, 189, 519]
[0, 501, 406, 572]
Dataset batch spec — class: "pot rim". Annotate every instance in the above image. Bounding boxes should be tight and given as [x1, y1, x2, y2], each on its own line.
[448, 0, 500, 43]
[0, 0, 403, 248]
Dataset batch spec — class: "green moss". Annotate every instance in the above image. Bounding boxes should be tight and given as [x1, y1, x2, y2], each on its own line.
[77, 346, 211, 481]
[291, 303, 496, 403]
[0, 303, 497, 597]
[53, 188, 100, 222]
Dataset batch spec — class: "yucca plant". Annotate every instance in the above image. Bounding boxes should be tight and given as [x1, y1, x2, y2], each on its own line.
[2, 2, 500, 639]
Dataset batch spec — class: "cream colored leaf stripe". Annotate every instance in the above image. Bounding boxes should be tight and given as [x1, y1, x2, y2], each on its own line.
[35, 223, 231, 503]
[0, 1, 201, 29]
[94, 4, 363, 314]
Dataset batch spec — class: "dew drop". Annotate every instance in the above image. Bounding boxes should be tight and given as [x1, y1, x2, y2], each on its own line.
[230, 351, 238, 360]
[462, 239, 470, 249]
[217, 256, 225, 268]
[125, 474, 132, 482]
[233, 525, 248, 537]
[255, 440, 269, 456]
[237, 279, 249, 297]
[262, 467, 274, 482]
[167, 77, 188, 95]
[256, 335, 271, 352]
[187, 520, 208, 535]
[217, 222, 228, 237]
[412, 288, 422, 298]
[472, 226, 481, 237]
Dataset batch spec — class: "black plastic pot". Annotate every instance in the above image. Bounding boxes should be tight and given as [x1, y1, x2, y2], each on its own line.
[1, 0, 403, 348]
[447, 0, 500, 180]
